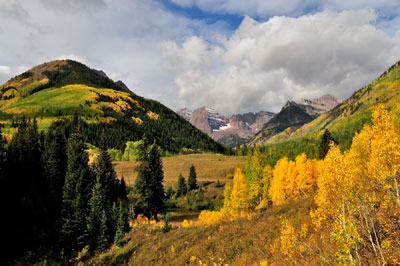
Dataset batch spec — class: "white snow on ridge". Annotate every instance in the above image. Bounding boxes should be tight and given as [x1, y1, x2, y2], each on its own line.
[213, 123, 232, 132]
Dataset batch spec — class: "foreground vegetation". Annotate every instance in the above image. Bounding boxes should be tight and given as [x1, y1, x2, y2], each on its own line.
[94, 105, 400, 265]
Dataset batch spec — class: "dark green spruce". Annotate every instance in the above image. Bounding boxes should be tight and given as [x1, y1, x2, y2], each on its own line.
[188, 164, 197, 191]
[133, 139, 166, 220]
[176, 174, 187, 197]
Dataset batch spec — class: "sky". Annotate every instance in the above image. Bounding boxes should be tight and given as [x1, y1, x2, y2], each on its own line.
[1, 0, 400, 116]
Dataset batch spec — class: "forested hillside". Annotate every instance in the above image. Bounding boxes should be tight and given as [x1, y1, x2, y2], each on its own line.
[0, 60, 224, 154]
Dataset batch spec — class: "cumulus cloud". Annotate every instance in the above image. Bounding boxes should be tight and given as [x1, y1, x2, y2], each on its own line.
[0, 0, 231, 109]
[162, 9, 400, 115]
[1, 0, 400, 116]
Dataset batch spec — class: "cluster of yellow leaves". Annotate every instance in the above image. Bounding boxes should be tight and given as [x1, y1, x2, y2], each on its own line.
[98, 117, 117, 124]
[146, 110, 160, 120]
[280, 220, 297, 263]
[181, 219, 194, 228]
[270, 154, 319, 206]
[128, 216, 157, 228]
[128, 98, 145, 111]
[132, 116, 143, 125]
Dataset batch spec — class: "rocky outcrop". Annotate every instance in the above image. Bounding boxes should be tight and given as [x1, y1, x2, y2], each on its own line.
[299, 94, 341, 115]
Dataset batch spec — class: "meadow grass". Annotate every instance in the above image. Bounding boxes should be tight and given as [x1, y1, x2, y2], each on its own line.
[113, 153, 246, 188]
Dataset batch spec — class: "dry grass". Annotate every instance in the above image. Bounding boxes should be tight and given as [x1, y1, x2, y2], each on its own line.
[113, 154, 246, 188]
[94, 198, 318, 266]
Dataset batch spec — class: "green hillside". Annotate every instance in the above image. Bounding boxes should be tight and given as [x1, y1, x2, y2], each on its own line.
[0, 60, 224, 153]
[263, 60, 400, 151]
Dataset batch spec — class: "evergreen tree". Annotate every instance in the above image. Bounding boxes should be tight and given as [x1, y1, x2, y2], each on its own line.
[42, 128, 67, 215]
[147, 143, 165, 220]
[97, 210, 110, 252]
[95, 135, 117, 201]
[176, 174, 187, 197]
[166, 186, 175, 199]
[319, 129, 336, 159]
[7, 118, 47, 256]
[61, 128, 94, 251]
[86, 181, 105, 250]
[188, 164, 197, 191]
[133, 140, 165, 220]
[114, 201, 128, 246]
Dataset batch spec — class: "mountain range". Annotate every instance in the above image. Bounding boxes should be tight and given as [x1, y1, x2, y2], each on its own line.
[178, 94, 341, 147]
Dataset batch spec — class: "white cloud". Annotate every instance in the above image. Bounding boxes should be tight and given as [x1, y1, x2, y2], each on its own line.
[170, 0, 400, 18]
[162, 9, 400, 115]
[1, 0, 400, 117]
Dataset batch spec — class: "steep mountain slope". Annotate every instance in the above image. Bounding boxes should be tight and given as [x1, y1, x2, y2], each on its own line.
[251, 101, 316, 145]
[0, 60, 224, 153]
[269, 60, 400, 150]
[188, 106, 229, 135]
[251, 94, 341, 145]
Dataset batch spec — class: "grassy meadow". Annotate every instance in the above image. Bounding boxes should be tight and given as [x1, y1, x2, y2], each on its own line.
[114, 153, 246, 189]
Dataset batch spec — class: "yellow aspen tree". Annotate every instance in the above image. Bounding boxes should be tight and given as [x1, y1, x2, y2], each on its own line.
[229, 167, 251, 217]
[312, 145, 360, 265]
[285, 160, 298, 200]
[296, 156, 318, 198]
[270, 157, 289, 206]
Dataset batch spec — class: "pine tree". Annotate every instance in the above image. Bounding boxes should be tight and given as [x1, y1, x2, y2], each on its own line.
[319, 129, 336, 159]
[7, 118, 47, 255]
[147, 143, 165, 220]
[61, 128, 94, 250]
[188, 164, 197, 191]
[97, 210, 110, 252]
[114, 202, 128, 246]
[176, 174, 187, 197]
[94, 135, 117, 202]
[42, 128, 67, 214]
[133, 140, 165, 220]
[86, 180, 105, 250]
[166, 186, 175, 199]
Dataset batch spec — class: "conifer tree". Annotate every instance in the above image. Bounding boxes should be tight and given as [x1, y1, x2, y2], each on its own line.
[94, 135, 117, 201]
[98, 210, 110, 252]
[86, 180, 105, 250]
[42, 128, 67, 214]
[7, 118, 47, 254]
[114, 202, 128, 246]
[188, 164, 197, 191]
[133, 139, 165, 220]
[61, 128, 94, 250]
[147, 143, 165, 219]
[166, 186, 175, 199]
[319, 129, 336, 159]
[176, 174, 187, 197]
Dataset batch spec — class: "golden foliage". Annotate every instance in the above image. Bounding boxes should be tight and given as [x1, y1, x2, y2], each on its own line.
[132, 116, 143, 125]
[147, 110, 160, 120]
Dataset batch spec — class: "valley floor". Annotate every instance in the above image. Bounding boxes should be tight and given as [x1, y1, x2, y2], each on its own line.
[114, 154, 246, 188]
